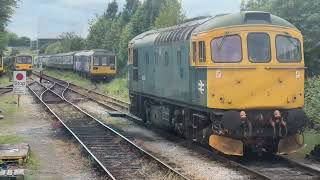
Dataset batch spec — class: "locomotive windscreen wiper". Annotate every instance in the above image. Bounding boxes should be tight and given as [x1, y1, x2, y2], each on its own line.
[218, 32, 230, 49]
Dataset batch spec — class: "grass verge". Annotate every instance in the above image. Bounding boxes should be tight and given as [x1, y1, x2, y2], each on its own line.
[43, 69, 129, 102]
[295, 131, 320, 157]
[0, 135, 25, 144]
[0, 73, 12, 87]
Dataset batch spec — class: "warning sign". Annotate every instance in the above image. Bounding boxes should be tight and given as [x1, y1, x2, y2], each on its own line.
[13, 71, 27, 95]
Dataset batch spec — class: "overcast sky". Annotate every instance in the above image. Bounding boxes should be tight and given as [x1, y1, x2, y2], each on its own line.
[8, 0, 241, 40]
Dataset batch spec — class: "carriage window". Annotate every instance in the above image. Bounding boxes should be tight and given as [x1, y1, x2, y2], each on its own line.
[93, 57, 100, 66]
[102, 56, 108, 66]
[177, 51, 182, 65]
[145, 53, 149, 65]
[248, 33, 271, 62]
[212, 35, 242, 62]
[165, 52, 169, 66]
[192, 42, 197, 62]
[109, 56, 115, 66]
[199, 41, 206, 62]
[16, 56, 32, 64]
[276, 35, 302, 62]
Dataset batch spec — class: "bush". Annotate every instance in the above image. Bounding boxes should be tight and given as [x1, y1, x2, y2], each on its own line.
[305, 76, 320, 130]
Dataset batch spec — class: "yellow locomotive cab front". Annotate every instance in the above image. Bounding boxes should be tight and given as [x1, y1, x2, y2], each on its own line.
[193, 25, 306, 155]
[193, 26, 305, 110]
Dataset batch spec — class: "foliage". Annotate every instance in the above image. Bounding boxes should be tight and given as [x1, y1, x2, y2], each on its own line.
[0, 0, 18, 30]
[241, 0, 320, 75]
[87, 0, 184, 70]
[0, 0, 18, 53]
[155, 0, 185, 28]
[7, 32, 30, 47]
[0, 31, 8, 53]
[305, 76, 320, 130]
[104, 0, 118, 20]
[0, 135, 24, 144]
[44, 42, 64, 55]
[44, 32, 86, 54]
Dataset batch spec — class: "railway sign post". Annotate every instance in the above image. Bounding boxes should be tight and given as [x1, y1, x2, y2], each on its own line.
[13, 71, 27, 107]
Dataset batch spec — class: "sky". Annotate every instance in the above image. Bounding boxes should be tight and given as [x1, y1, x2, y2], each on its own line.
[8, 0, 241, 40]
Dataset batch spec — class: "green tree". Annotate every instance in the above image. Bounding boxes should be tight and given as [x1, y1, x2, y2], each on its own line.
[44, 32, 86, 54]
[7, 32, 30, 47]
[105, 0, 118, 20]
[155, 0, 184, 28]
[44, 42, 64, 55]
[241, 0, 320, 75]
[59, 32, 86, 52]
[0, 0, 18, 53]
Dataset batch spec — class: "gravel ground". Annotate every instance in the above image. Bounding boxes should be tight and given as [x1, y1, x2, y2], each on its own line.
[0, 92, 100, 180]
[77, 101, 252, 180]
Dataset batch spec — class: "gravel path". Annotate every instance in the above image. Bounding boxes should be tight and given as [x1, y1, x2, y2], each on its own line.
[0, 92, 100, 179]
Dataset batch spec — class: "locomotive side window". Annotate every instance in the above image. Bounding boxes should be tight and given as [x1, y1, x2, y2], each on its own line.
[248, 33, 271, 62]
[198, 41, 206, 62]
[165, 51, 169, 66]
[145, 53, 149, 65]
[177, 51, 182, 65]
[154, 52, 159, 65]
[276, 35, 302, 62]
[192, 42, 197, 62]
[133, 49, 139, 81]
[133, 49, 138, 67]
[211, 35, 242, 63]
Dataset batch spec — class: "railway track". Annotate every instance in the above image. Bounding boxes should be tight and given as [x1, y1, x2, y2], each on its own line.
[27, 80, 187, 180]
[32, 72, 129, 112]
[31, 73, 320, 180]
[0, 85, 13, 95]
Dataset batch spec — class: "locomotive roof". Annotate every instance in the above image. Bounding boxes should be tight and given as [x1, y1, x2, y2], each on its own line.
[75, 49, 115, 56]
[130, 11, 297, 46]
[193, 11, 297, 33]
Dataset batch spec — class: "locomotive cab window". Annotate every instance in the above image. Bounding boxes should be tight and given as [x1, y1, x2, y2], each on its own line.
[16, 56, 32, 64]
[276, 35, 302, 62]
[212, 35, 242, 62]
[248, 33, 271, 62]
[192, 42, 197, 62]
[101, 56, 108, 66]
[198, 41, 206, 62]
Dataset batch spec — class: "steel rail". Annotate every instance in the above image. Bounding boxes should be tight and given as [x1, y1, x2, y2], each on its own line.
[33, 72, 129, 108]
[28, 81, 188, 180]
[32, 72, 139, 120]
[28, 81, 116, 179]
[0, 85, 13, 95]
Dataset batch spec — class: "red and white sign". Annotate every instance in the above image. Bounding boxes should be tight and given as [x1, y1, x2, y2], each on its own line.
[13, 71, 27, 95]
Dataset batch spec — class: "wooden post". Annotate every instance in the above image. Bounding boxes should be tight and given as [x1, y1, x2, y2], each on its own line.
[17, 95, 20, 107]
